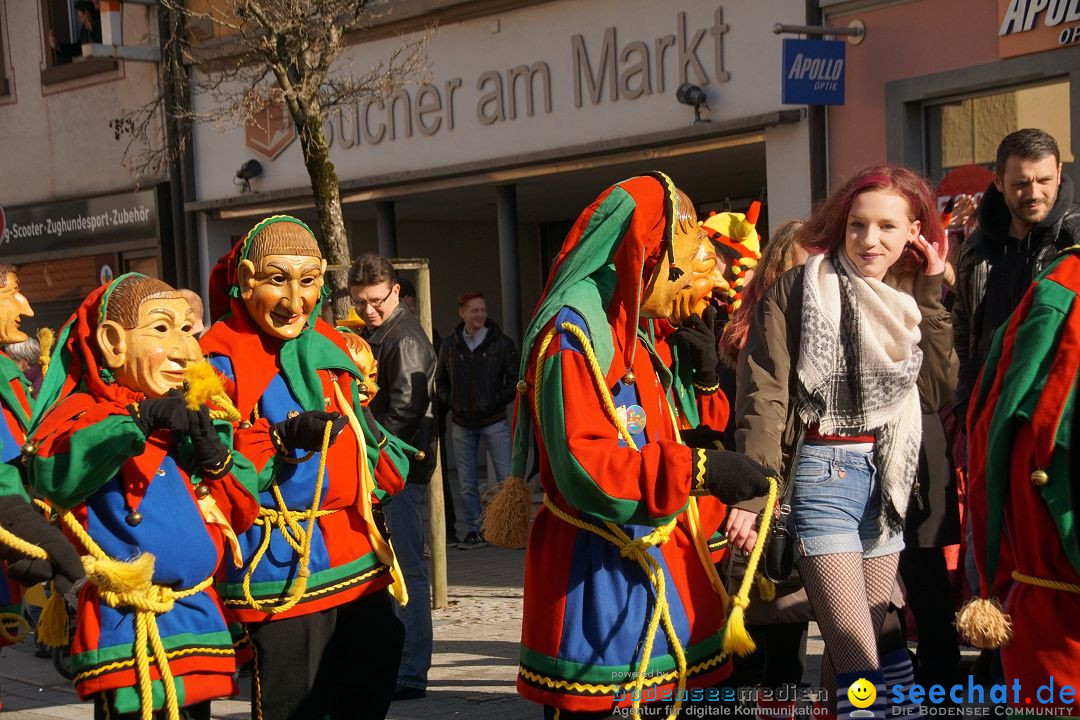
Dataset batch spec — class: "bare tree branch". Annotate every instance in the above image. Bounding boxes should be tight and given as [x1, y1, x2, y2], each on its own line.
[110, 0, 433, 315]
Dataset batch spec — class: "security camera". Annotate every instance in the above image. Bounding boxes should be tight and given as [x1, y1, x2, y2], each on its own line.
[235, 159, 263, 192]
[675, 83, 711, 124]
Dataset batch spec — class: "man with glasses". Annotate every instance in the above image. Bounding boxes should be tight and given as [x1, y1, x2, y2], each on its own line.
[349, 253, 437, 702]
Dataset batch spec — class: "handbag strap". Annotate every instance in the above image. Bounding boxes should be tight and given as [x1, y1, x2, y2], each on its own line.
[778, 419, 805, 512]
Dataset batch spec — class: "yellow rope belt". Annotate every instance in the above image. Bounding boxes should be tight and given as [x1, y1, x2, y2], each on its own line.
[1012, 570, 1080, 594]
[241, 422, 334, 615]
[542, 494, 684, 717]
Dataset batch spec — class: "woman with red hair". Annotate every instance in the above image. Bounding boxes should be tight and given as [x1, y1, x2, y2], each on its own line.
[734, 165, 956, 717]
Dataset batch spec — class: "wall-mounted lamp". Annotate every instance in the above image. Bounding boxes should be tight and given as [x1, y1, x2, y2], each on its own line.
[235, 159, 263, 193]
[676, 83, 710, 124]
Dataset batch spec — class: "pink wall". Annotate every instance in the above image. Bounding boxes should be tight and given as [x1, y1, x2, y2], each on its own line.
[826, 0, 999, 188]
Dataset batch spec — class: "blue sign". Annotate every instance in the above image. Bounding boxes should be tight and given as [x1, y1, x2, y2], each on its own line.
[782, 38, 845, 105]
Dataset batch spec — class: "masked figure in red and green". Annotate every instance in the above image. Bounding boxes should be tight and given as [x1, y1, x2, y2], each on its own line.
[201, 215, 412, 720]
[511, 173, 771, 718]
[965, 246, 1080, 715]
[0, 264, 84, 655]
[27, 273, 260, 718]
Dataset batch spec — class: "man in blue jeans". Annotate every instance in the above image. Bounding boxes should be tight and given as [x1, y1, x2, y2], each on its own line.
[435, 292, 518, 549]
[351, 254, 437, 701]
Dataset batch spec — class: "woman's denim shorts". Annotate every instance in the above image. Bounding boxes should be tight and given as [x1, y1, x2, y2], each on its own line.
[788, 444, 905, 559]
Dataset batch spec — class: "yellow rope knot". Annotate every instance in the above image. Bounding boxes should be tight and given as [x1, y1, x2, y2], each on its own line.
[618, 524, 675, 560]
[241, 421, 335, 615]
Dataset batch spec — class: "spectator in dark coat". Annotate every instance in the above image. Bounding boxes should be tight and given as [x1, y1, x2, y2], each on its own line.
[435, 292, 518, 549]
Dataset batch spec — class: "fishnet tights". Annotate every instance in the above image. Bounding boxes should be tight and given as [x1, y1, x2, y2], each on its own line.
[800, 552, 900, 711]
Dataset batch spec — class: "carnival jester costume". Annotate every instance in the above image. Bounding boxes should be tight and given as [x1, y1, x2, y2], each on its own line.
[200, 216, 412, 720]
[27, 274, 260, 717]
[0, 265, 84, 649]
[512, 174, 770, 716]
[964, 246, 1080, 713]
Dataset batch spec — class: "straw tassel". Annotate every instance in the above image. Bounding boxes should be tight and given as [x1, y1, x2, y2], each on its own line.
[955, 597, 1013, 649]
[37, 327, 55, 378]
[482, 476, 533, 549]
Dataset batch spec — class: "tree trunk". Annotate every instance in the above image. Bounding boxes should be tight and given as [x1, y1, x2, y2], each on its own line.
[295, 107, 352, 320]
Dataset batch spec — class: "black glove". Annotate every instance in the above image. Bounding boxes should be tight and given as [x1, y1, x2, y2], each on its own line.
[361, 406, 385, 446]
[700, 449, 772, 505]
[274, 411, 349, 453]
[671, 305, 719, 389]
[679, 425, 726, 450]
[0, 495, 85, 594]
[129, 390, 192, 437]
[189, 407, 232, 478]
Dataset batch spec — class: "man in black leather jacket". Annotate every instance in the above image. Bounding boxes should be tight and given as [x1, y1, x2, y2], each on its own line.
[350, 254, 437, 701]
[954, 128, 1080, 420]
[435, 292, 518, 548]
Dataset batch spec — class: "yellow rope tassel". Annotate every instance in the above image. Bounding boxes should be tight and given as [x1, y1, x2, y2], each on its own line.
[37, 585, 71, 647]
[721, 476, 778, 657]
[184, 361, 241, 422]
[37, 327, 55, 378]
[756, 573, 776, 602]
[241, 421, 333, 614]
[955, 597, 1013, 649]
[0, 523, 65, 646]
[482, 475, 532, 549]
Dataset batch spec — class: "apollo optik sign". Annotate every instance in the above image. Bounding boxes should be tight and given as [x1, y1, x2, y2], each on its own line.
[781, 39, 845, 106]
[998, 0, 1080, 57]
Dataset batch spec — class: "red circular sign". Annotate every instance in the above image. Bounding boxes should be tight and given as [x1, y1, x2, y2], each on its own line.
[935, 164, 994, 214]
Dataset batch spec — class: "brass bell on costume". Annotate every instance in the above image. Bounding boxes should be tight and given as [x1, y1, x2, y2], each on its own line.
[1031, 469, 1050, 487]
[414, 450, 426, 461]
[125, 511, 143, 527]
[195, 484, 211, 499]
[516, 380, 529, 394]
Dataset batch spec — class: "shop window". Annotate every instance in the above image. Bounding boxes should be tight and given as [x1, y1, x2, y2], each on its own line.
[924, 80, 1073, 189]
[39, 0, 115, 85]
[123, 253, 160, 278]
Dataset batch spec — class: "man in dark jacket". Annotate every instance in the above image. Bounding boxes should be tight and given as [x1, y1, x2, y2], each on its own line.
[350, 254, 437, 701]
[954, 128, 1080, 417]
[435, 292, 518, 549]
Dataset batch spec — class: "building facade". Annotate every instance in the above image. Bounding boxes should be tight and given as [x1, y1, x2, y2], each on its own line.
[0, 0, 185, 332]
[824, 0, 1077, 206]
[186, 0, 818, 338]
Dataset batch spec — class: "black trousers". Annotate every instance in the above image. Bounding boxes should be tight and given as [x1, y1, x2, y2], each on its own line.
[249, 590, 405, 720]
[94, 696, 209, 720]
[898, 546, 961, 687]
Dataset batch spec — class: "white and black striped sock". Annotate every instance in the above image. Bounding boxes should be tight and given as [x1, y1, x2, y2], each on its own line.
[881, 647, 922, 719]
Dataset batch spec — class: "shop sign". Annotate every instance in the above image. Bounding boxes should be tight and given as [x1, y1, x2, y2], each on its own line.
[1, 190, 157, 256]
[935, 165, 994, 214]
[781, 39, 844, 106]
[999, 0, 1080, 58]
